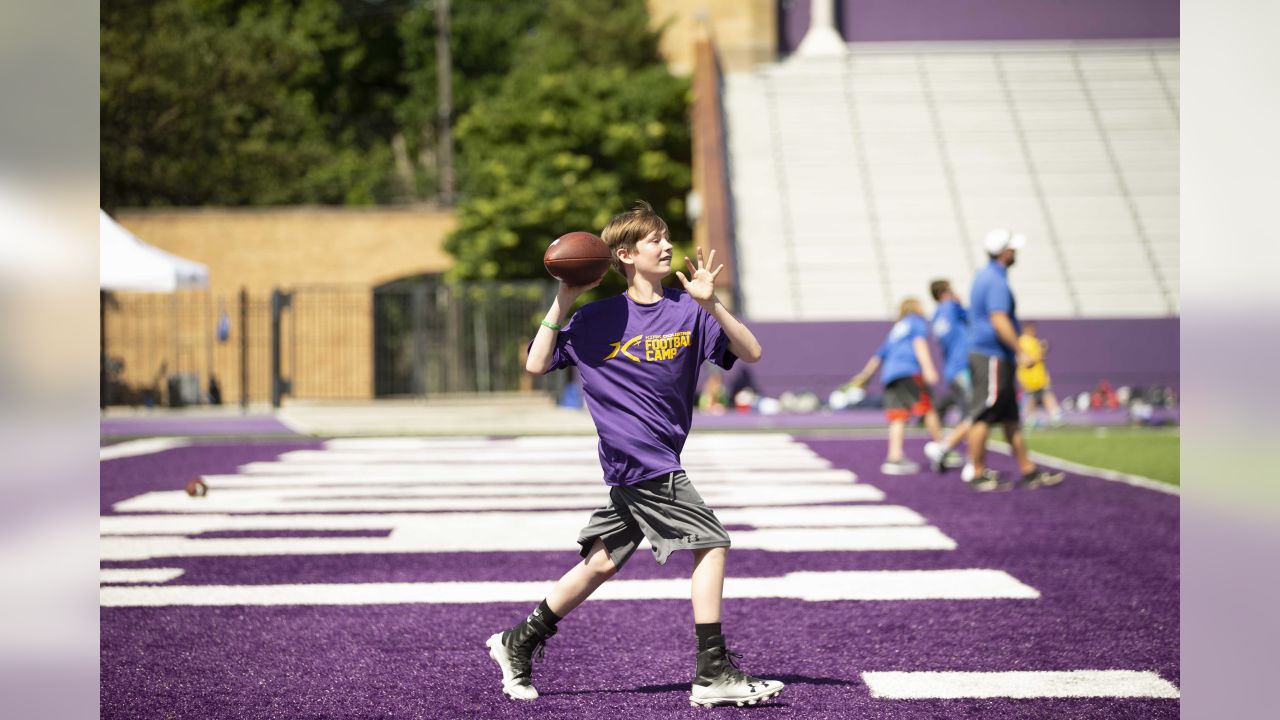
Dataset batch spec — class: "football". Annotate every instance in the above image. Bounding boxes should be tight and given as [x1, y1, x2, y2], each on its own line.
[185, 478, 208, 497]
[544, 231, 610, 286]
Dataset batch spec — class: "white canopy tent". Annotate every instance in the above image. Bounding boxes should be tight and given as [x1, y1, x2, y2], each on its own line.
[100, 210, 209, 292]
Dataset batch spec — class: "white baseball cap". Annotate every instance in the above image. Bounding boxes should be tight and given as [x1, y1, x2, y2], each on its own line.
[984, 228, 1026, 255]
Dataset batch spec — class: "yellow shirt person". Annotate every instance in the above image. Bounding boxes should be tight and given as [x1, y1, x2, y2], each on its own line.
[1017, 332, 1049, 392]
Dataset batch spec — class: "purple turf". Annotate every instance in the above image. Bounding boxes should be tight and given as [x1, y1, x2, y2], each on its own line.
[100, 437, 1178, 719]
[100, 441, 322, 515]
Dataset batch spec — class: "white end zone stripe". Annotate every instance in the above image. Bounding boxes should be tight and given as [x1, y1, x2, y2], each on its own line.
[200, 468, 859, 488]
[100, 568, 1037, 607]
[322, 434, 802, 451]
[862, 670, 1179, 699]
[255, 456, 833, 472]
[285, 448, 826, 464]
[99, 505, 928, 535]
[100, 438, 189, 461]
[98, 525, 954, 560]
[238, 462, 839, 477]
[112, 483, 886, 514]
[100, 568, 185, 584]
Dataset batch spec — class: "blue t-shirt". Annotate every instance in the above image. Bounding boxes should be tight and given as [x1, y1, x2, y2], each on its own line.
[875, 314, 928, 385]
[931, 299, 970, 382]
[545, 288, 736, 486]
[969, 260, 1019, 361]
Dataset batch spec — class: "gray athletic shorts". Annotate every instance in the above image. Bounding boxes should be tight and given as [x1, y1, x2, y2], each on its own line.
[577, 471, 732, 569]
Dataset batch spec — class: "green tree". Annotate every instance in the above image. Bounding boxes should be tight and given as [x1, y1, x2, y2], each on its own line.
[396, 0, 547, 199]
[101, 0, 396, 208]
[445, 0, 692, 285]
[102, 0, 545, 208]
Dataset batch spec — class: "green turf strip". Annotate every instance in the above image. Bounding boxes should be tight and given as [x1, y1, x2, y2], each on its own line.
[1022, 426, 1180, 486]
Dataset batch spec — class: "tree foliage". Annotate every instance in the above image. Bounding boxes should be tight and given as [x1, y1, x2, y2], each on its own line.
[101, 0, 694, 285]
[445, 0, 692, 283]
[101, 0, 543, 208]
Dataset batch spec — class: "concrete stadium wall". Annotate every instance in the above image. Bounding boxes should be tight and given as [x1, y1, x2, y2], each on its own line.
[727, 316, 1178, 401]
[780, 0, 1180, 51]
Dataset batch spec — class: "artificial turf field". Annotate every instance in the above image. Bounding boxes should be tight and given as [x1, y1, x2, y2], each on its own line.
[1018, 426, 1180, 486]
[100, 432, 1178, 718]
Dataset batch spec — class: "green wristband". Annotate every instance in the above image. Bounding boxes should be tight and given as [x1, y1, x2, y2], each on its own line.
[541, 319, 562, 331]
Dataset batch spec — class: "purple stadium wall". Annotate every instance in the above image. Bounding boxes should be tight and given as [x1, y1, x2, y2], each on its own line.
[726, 317, 1178, 401]
[779, 0, 1180, 51]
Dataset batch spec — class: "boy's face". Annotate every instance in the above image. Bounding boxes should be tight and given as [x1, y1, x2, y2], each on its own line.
[619, 229, 673, 277]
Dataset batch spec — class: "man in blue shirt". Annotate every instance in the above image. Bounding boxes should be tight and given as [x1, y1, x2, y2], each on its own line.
[923, 279, 973, 473]
[848, 298, 947, 475]
[965, 229, 1064, 490]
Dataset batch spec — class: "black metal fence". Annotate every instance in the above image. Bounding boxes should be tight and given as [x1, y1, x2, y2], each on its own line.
[371, 279, 555, 397]
[102, 279, 558, 407]
[101, 289, 273, 408]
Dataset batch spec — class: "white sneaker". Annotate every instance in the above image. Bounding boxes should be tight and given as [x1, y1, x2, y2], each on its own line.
[486, 632, 540, 700]
[880, 458, 921, 475]
[924, 442, 945, 473]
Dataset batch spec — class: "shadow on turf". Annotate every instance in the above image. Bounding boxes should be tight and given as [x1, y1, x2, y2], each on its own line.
[543, 674, 851, 698]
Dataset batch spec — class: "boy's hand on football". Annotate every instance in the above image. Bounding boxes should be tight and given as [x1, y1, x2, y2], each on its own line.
[676, 247, 723, 304]
[557, 276, 603, 301]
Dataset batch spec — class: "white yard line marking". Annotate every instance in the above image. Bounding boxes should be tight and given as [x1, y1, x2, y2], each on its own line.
[99, 505, 927, 536]
[99, 525, 950, 561]
[100, 569, 1036, 607]
[279, 448, 828, 465]
[120, 482, 862, 500]
[862, 670, 1179, 699]
[236, 462, 836, 478]
[100, 568, 185, 584]
[257, 455, 833, 471]
[100, 438, 189, 461]
[199, 468, 859, 487]
[112, 483, 886, 514]
[322, 434, 803, 451]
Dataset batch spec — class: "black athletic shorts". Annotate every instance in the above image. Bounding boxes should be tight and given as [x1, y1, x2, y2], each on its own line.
[968, 352, 1020, 424]
[882, 375, 933, 421]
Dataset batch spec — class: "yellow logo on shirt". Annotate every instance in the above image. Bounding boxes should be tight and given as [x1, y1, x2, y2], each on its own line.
[604, 331, 692, 362]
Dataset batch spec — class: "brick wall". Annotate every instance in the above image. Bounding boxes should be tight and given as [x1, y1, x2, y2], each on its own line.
[648, 0, 776, 74]
[104, 208, 457, 405]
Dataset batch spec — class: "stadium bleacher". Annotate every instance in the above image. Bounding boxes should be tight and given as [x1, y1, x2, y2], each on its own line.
[725, 41, 1179, 320]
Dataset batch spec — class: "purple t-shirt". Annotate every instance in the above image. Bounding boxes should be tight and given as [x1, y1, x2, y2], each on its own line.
[545, 288, 737, 486]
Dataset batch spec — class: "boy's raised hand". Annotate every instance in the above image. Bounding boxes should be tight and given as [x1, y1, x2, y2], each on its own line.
[676, 247, 724, 304]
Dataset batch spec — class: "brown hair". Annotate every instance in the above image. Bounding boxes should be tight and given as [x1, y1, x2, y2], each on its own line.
[898, 297, 924, 320]
[601, 200, 668, 274]
[929, 279, 951, 302]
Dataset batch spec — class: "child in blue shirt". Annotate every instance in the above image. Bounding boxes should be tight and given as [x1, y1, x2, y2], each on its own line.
[848, 298, 948, 474]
